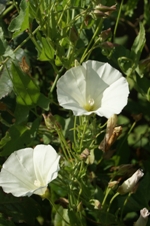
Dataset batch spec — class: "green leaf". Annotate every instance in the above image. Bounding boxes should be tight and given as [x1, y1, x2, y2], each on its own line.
[0, 64, 13, 100]
[36, 33, 55, 61]
[131, 23, 146, 63]
[123, 0, 140, 17]
[41, 37, 55, 60]
[0, 27, 14, 58]
[118, 56, 135, 77]
[54, 207, 69, 226]
[0, 117, 41, 156]
[135, 74, 150, 99]
[0, 49, 31, 100]
[0, 217, 16, 226]
[0, 189, 40, 225]
[0, 125, 29, 156]
[37, 94, 50, 110]
[11, 62, 40, 106]
[8, 0, 29, 38]
[0, 131, 11, 149]
[0, 0, 7, 15]
[14, 104, 30, 124]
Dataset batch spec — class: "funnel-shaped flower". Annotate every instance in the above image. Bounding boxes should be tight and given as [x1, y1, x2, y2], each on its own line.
[57, 60, 129, 118]
[117, 169, 144, 195]
[134, 208, 150, 226]
[0, 144, 60, 197]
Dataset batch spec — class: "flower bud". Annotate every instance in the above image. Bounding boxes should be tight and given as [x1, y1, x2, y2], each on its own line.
[117, 169, 144, 195]
[95, 4, 117, 12]
[134, 208, 150, 226]
[99, 28, 112, 42]
[108, 180, 119, 189]
[99, 114, 122, 153]
[42, 113, 61, 130]
[94, 4, 116, 18]
[80, 148, 90, 161]
[90, 199, 101, 209]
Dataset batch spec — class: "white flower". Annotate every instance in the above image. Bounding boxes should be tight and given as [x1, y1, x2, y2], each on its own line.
[0, 144, 60, 197]
[57, 60, 129, 118]
[134, 208, 150, 226]
[117, 169, 144, 195]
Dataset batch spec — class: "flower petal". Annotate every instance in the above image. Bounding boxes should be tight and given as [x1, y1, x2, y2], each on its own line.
[134, 208, 150, 226]
[0, 148, 37, 197]
[57, 66, 87, 112]
[33, 144, 60, 186]
[95, 76, 129, 118]
[0, 144, 60, 197]
[57, 60, 129, 118]
[117, 169, 144, 195]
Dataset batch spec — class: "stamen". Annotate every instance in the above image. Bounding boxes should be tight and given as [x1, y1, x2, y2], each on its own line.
[88, 98, 94, 106]
[83, 97, 95, 111]
[34, 180, 41, 187]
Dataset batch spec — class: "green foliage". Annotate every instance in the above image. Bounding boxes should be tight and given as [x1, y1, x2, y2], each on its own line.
[0, 190, 40, 225]
[0, 0, 150, 225]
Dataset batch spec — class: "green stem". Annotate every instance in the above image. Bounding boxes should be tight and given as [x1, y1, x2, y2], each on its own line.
[120, 193, 131, 219]
[117, 121, 137, 155]
[50, 66, 64, 93]
[79, 116, 88, 152]
[107, 192, 119, 212]
[13, 0, 19, 12]
[55, 126, 74, 162]
[28, 30, 41, 53]
[73, 116, 78, 149]
[113, 0, 124, 40]
[1, 4, 14, 17]
[80, 18, 103, 63]
[102, 187, 111, 207]
[44, 192, 70, 225]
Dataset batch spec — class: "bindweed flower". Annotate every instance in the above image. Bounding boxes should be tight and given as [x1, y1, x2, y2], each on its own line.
[0, 144, 60, 197]
[57, 60, 129, 119]
[117, 169, 144, 195]
[134, 208, 150, 226]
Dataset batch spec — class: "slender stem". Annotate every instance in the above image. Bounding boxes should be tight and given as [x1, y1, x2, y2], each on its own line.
[45, 194, 70, 225]
[117, 121, 137, 154]
[1, 4, 14, 17]
[80, 18, 103, 63]
[120, 193, 131, 219]
[50, 66, 64, 93]
[79, 116, 88, 152]
[102, 187, 111, 207]
[28, 28, 41, 53]
[107, 192, 119, 212]
[55, 125, 74, 162]
[113, 0, 124, 40]
[13, 0, 19, 12]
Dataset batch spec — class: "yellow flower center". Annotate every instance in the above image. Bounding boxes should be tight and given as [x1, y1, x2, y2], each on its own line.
[83, 98, 95, 111]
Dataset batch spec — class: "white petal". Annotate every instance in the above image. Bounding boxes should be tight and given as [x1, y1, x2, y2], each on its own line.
[57, 60, 129, 117]
[134, 208, 150, 226]
[57, 66, 87, 111]
[33, 144, 60, 186]
[95, 77, 129, 118]
[83, 60, 123, 85]
[82, 61, 109, 103]
[0, 148, 37, 197]
[118, 169, 144, 195]
[0, 144, 60, 197]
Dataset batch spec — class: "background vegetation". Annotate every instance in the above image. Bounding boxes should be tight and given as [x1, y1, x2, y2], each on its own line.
[0, 0, 150, 225]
